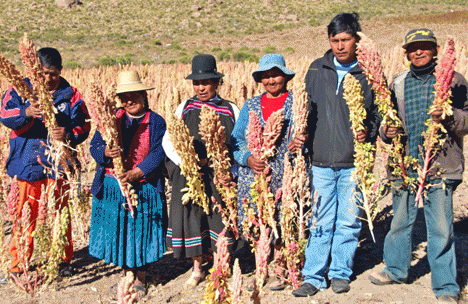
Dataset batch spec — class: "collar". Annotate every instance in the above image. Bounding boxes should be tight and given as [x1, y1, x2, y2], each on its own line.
[333, 56, 358, 69]
[410, 60, 437, 77]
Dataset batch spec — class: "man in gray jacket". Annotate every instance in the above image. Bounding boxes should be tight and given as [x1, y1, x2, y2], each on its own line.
[369, 28, 468, 304]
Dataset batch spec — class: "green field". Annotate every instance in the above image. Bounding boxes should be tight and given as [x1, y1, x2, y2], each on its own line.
[1, 0, 467, 68]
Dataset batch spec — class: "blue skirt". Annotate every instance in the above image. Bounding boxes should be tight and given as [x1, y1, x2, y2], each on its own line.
[88, 175, 167, 268]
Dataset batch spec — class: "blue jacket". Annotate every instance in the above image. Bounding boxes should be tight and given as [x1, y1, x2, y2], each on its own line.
[0, 77, 91, 181]
[90, 109, 166, 198]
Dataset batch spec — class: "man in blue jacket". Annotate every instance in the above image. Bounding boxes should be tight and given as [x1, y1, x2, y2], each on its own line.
[293, 13, 380, 297]
[0, 47, 90, 275]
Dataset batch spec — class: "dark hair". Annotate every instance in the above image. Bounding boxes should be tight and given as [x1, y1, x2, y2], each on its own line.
[37, 47, 62, 69]
[327, 12, 361, 38]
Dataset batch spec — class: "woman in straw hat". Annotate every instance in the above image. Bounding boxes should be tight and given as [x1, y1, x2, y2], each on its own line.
[163, 54, 240, 288]
[231, 53, 306, 291]
[88, 70, 167, 298]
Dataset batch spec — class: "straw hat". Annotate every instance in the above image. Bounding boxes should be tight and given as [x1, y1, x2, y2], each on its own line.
[116, 71, 155, 94]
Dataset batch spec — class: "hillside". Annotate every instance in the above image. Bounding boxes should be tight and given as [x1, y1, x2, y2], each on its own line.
[1, 0, 468, 68]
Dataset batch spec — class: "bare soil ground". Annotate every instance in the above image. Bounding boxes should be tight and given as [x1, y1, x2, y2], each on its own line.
[2, 14, 468, 304]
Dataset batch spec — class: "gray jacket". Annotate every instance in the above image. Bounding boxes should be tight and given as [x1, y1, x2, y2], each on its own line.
[380, 69, 468, 180]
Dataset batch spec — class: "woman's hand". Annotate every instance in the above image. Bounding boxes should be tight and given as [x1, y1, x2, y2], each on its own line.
[118, 167, 144, 184]
[247, 155, 266, 174]
[287, 134, 308, 153]
[105, 147, 121, 158]
[50, 127, 67, 142]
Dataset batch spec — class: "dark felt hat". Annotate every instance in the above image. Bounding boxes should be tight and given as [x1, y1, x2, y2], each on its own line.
[185, 54, 224, 80]
[402, 28, 437, 49]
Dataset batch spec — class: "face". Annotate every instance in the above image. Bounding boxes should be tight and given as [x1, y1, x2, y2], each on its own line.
[119, 91, 147, 116]
[261, 68, 287, 98]
[193, 79, 218, 102]
[405, 42, 438, 67]
[329, 32, 358, 64]
[43, 66, 62, 91]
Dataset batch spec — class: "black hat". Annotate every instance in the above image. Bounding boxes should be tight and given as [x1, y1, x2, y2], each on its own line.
[402, 28, 437, 49]
[185, 54, 224, 80]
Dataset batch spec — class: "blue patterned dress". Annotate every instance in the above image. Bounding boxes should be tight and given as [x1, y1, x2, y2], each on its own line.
[231, 92, 294, 231]
[88, 109, 167, 269]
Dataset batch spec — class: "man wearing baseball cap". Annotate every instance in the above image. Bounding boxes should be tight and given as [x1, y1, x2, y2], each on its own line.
[369, 28, 468, 303]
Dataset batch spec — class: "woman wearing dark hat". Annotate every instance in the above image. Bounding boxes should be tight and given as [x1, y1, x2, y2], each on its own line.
[162, 54, 240, 288]
[231, 53, 306, 290]
[88, 71, 167, 299]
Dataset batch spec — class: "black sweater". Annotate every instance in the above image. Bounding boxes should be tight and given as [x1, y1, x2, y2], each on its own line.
[304, 50, 381, 168]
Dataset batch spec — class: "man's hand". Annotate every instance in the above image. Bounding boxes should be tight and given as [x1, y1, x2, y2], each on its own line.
[118, 167, 144, 184]
[247, 155, 266, 174]
[382, 124, 400, 139]
[25, 102, 43, 118]
[50, 127, 66, 142]
[105, 147, 121, 158]
[352, 127, 368, 143]
[287, 134, 308, 154]
[431, 107, 444, 123]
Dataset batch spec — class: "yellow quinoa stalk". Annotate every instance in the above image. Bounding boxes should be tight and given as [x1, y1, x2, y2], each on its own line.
[166, 88, 209, 213]
[199, 105, 238, 238]
[357, 32, 418, 186]
[0, 54, 36, 102]
[88, 82, 138, 216]
[343, 73, 381, 242]
[42, 204, 70, 284]
[19, 34, 76, 180]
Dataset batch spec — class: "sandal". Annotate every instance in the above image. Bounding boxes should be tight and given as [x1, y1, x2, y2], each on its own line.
[184, 270, 205, 288]
[269, 278, 286, 291]
[246, 277, 267, 292]
[0, 272, 8, 284]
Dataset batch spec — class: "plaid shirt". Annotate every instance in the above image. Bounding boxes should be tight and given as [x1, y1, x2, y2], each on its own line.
[403, 68, 436, 177]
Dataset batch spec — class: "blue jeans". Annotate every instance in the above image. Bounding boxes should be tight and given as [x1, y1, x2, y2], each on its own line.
[302, 166, 363, 289]
[383, 180, 459, 297]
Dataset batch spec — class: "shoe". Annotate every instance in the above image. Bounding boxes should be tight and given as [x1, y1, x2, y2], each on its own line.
[184, 270, 205, 288]
[246, 277, 267, 292]
[368, 271, 401, 285]
[331, 278, 350, 294]
[292, 282, 319, 297]
[0, 272, 8, 284]
[437, 295, 459, 303]
[268, 278, 286, 291]
[58, 262, 74, 277]
[133, 283, 146, 300]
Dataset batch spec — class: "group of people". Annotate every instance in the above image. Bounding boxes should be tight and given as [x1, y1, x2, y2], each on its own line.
[0, 11, 466, 304]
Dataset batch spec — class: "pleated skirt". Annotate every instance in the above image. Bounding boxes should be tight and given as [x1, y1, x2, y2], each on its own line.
[166, 160, 232, 259]
[88, 175, 167, 268]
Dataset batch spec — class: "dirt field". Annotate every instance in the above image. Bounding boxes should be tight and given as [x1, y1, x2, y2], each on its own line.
[2, 14, 468, 304]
